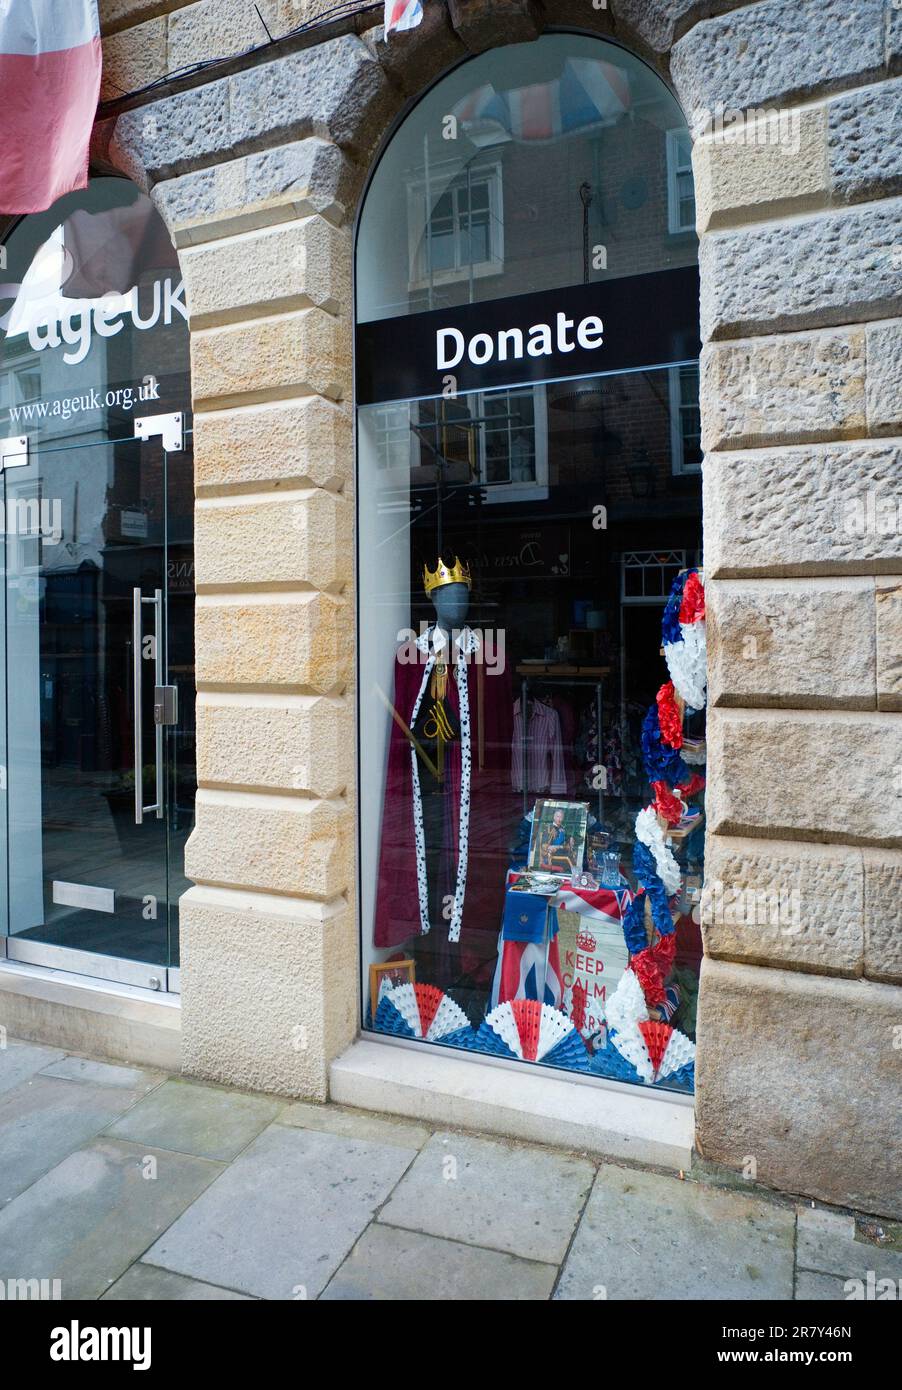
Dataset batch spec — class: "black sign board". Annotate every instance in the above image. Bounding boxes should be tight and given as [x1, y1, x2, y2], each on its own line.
[355, 266, 700, 406]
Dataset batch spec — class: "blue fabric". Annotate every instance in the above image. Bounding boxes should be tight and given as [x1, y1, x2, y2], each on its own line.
[501, 891, 558, 943]
[641, 704, 690, 785]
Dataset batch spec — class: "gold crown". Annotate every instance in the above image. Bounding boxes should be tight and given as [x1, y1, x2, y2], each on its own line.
[423, 555, 472, 594]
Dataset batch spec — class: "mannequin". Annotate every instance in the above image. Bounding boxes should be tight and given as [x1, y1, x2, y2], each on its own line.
[373, 556, 514, 1015]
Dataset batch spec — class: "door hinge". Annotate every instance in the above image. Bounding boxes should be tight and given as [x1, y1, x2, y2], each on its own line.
[135, 412, 184, 453]
[0, 435, 28, 469]
[153, 685, 178, 726]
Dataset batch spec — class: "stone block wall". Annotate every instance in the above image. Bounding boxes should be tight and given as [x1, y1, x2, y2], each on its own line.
[96, 0, 901, 1212]
[674, 0, 902, 1216]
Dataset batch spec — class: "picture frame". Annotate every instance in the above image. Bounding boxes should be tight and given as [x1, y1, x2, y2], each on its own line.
[527, 799, 589, 877]
[369, 958, 415, 1021]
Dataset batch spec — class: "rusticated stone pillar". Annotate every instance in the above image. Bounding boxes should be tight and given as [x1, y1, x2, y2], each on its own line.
[98, 3, 467, 1098]
[674, 0, 902, 1216]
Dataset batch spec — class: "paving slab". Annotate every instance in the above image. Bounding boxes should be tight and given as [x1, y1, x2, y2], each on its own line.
[795, 1270, 854, 1301]
[796, 1205, 902, 1284]
[105, 1078, 285, 1161]
[0, 1040, 66, 1096]
[555, 1165, 795, 1300]
[102, 1262, 253, 1300]
[0, 1137, 223, 1300]
[278, 1100, 432, 1150]
[322, 1222, 557, 1301]
[144, 1123, 417, 1300]
[377, 1131, 595, 1265]
[0, 1075, 153, 1205]
[40, 1055, 165, 1092]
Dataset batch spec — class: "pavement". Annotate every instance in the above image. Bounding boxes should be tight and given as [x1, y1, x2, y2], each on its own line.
[1, 1036, 900, 1302]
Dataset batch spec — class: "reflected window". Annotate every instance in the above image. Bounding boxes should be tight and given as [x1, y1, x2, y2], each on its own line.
[356, 35, 704, 1097]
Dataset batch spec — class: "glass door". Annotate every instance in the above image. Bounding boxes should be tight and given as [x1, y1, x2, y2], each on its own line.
[0, 429, 194, 991]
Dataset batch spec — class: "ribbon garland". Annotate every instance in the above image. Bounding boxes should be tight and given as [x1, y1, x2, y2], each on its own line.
[656, 680, 684, 749]
[614, 569, 707, 1047]
[630, 938, 676, 1007]
[632, 841, 677, 937]
[664, 620, 707, 711]
[635, 806, 682, 896]
[641, 704, 690, 785]
[622, 889, 649, 955]
[652, 779, 687, 826]
[679, 570, 706, 624]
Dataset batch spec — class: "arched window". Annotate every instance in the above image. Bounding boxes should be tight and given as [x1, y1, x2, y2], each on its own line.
[356, 34, 702, 1092]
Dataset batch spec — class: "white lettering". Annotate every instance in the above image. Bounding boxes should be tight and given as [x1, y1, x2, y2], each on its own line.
[556, 312, 575, 352]
[59, 307, 93, 366]
[163, 276, 187, 326]
[436, 327, 465, 369]
[527, 322, 553, 357]
[25, 277, 186, 368]
[577, 315, 604, 350]
[497, 327, 523, 361]
[467, 332, 494, 365]
[433, 313, 606, 371]
[93, 296, 124, 339]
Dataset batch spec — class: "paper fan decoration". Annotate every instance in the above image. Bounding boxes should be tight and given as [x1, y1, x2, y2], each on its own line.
[657, 1026, 696, 1082]
[375, 982, 471, 1044]
[589, 1039, 642, 1084]
[638, 1020, 673, 1076]
[511, 999, 543, 1061]
[541, 1029, 591, 1072]
[610, 1017, 696, 1085]
[605, 969, 648, 1037]
[425, 991, 470, 1042]
[477, 1000, 585, 1064]
[609, 1025, 654, 1084]
[660, 1061, 695, 1091]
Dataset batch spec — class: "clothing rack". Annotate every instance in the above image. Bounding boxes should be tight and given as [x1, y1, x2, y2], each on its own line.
[514, 666, 609, 824]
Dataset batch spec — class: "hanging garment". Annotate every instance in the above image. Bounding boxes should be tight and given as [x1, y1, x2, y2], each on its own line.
[374, 626, 513, 986]
[511, 697, 566, 795]
[550, 694, 579, 795]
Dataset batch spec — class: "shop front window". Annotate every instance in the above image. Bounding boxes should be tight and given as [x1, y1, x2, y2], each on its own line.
[356, 34, 705, 1094]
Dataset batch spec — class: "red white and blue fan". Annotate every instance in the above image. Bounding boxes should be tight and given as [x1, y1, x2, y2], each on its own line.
[604, 970, 696, 1085]
[475, 999, 588, 1070]
[375, 982, 474, 1049]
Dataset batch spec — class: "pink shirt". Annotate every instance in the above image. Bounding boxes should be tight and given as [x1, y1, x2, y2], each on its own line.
[511, 698, 566, 795]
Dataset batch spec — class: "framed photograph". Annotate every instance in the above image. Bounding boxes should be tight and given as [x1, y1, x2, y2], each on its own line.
[527, 799, 589, 877]
[369, 958, 415, 1020]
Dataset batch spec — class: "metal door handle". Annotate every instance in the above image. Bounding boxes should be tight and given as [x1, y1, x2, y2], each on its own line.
[132, 587, 164, 824]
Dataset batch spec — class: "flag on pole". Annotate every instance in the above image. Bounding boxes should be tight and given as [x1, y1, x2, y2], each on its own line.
[385, 1, 423, 35]
[0, 1, 102, 215]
